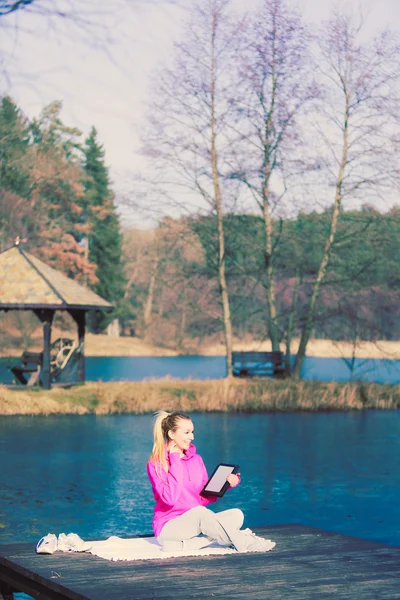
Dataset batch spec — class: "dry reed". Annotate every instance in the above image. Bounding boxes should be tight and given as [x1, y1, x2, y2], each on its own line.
[0, 379, 399, 416]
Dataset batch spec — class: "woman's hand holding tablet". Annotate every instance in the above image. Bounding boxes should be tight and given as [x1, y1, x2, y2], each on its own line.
[226, 472, 240, 487]
[200, 463, 240, 497]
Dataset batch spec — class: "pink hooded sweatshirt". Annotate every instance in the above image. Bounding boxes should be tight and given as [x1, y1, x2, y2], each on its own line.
[147, 443, 218, 537]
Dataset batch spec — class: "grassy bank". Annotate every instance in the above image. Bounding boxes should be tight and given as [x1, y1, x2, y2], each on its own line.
[0, 379, 399, 415]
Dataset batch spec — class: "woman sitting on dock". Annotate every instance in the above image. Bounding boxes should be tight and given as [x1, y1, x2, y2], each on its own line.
[147, 411, 275, 553]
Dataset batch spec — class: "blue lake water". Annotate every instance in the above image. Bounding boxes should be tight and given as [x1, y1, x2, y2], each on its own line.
[1, 412, 399, 548]
[1, 354, 400, 384]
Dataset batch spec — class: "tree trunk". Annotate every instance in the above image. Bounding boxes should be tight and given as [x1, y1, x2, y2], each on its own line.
[292, 92, 350, 378]
[211, 11, 233, 377]
[177, 306, 187, 349]
[285, 272, 300, 376]
[262, 11, 280, 352]
[143, 265, 157, 328]
[263, 188, 280, 351]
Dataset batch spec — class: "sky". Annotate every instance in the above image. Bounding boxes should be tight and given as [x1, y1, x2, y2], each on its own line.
[1, 0, 400, 226]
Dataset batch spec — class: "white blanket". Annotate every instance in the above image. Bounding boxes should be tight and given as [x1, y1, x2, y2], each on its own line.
[89, 536, 237, 561]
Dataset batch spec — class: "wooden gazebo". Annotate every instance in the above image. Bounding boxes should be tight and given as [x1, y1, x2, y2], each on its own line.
[0, 241, 113, 389]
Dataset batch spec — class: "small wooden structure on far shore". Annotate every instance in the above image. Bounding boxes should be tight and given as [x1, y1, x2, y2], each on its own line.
[0, 240, 113, 389]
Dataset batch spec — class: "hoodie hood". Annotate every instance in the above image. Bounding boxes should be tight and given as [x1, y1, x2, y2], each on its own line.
[165, 442, 197, 461]
[182, 443, 197, 459]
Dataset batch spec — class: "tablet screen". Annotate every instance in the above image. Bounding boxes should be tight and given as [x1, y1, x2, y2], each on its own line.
[204, 464, 236, 493]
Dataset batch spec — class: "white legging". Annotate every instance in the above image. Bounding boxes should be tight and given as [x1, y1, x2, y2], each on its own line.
[157, 506, 244, 552]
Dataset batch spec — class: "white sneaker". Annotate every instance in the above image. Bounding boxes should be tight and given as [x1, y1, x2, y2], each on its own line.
[232, 528, 276, 553]
[58, 533, 92, 552]
[36, 534, 58, 554]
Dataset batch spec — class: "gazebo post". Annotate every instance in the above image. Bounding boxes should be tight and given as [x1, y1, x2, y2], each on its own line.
[69, 310, 86, 384]
[34, 309, 54, 390]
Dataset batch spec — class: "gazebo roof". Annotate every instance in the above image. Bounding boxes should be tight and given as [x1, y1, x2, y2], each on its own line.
[0, 245, 113, 311]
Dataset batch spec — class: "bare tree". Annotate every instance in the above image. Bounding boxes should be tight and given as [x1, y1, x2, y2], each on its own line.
[0, 0, 172, 22]
[230, 0, 315, 352]
[1, 1, 32, 15]
[291, 9, 400, 377]
[122, 227, 158, 337]
[140, 0, 241, 376]
[122, 218, 212, 349]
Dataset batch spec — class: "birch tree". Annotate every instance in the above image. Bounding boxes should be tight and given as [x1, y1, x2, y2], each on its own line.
[231, 0, 315, 352]
[141, 0, 240, 376]
[291, 10, 400, 377]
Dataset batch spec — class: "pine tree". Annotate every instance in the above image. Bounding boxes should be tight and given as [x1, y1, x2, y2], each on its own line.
[82, 127, 125, 332]
[26, 102, 98, 283]
[0, 96, 31, 197]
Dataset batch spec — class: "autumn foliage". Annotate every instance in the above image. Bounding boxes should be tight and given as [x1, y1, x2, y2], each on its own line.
[0, 98, 120, 289]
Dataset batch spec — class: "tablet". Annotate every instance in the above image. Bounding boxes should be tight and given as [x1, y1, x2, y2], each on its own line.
[200, 463, 239, 498]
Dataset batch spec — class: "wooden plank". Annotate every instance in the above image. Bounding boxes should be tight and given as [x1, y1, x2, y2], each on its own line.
[0, 525, 399, 600]
[21, 352, 43, 364]
[41, 311, 53, 390]
[0, 581, 15, 600]
[232, 351, 284, 359]
[68, 310, 86, 384]
[32, 309, 54, 390]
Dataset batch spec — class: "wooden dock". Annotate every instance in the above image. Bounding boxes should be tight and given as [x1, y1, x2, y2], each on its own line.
[0, 524, 399, 600]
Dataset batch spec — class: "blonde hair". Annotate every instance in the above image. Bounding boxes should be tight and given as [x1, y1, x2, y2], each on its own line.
[149, 410, 192, 475]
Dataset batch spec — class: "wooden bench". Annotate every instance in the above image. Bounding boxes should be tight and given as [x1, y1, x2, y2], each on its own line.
[10, 351, 42, 386]
[232, 351, 286, 378]
[9, 339, 79, 387]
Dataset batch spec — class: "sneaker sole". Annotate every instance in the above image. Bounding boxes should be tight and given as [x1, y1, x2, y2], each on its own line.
[246, 541, 276, 553]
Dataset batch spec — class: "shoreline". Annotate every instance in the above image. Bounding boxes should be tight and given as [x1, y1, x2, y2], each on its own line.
[0, 379, 398, 416]
[1, 334, 400, 360]
[195, 338, 400, 360]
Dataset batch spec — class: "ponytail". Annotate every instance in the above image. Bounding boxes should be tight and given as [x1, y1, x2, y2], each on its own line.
[149, 410, 191, 476]
[150, 410, 170, 475]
